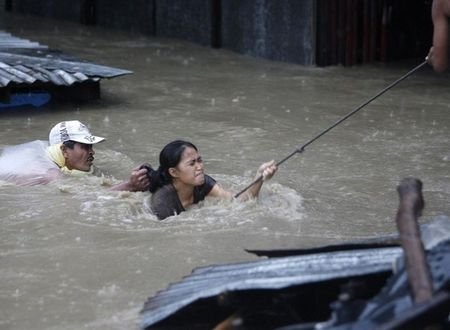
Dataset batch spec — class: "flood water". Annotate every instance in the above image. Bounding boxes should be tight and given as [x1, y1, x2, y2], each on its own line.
[1, 11, 449, 330]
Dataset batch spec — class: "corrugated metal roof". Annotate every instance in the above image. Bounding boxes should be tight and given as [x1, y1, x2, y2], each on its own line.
[140, 246, 402, 329]
[0, 31, 132, 88]
[0, 31, 47, 49]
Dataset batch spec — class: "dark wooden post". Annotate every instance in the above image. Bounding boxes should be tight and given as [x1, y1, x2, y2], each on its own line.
[369, 0, 377, 62]
[345, 0, 353, 66]
[362, 0, 370, 63]
[5, 0, 12, 11]
[330, 0, 338, 65]
[395, 178, 433, 305]
[211, 0, 222, 48]
[80, 0, 96, 25]
[380, 0, 389, 62]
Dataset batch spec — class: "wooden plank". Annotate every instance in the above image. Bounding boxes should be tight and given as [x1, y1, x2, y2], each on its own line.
[369, 0, 377, 62]
[395, 178, 433, 304]
[345, 0, 353, 66]
[380, 1, 388, 62]
[352, 0, 358, 64]
[337, 0, 346, 65]
[330, 0, 338, 65]
[362, 0, 370, 63]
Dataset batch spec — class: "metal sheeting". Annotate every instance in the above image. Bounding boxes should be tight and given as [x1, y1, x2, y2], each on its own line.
[140, 246, 402, 329]
[0, 31, 47, 49]
[0, 31, 132, 88]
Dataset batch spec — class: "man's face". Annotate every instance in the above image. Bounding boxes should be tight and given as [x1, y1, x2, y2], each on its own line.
[62, 143, 95, 171]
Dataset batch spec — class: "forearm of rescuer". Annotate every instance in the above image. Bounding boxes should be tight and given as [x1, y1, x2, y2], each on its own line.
[110, 167, 150, 192]
[428, 0, 449, 72]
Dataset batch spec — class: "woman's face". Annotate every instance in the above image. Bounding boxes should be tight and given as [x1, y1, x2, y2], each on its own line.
[62, 143, 95, 171]
[170, 146, 205, 186]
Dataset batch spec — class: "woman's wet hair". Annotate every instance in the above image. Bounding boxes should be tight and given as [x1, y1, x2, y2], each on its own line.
[148, 140, 198, 193]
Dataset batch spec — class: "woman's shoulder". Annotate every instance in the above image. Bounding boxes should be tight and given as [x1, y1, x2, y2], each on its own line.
[192, 174, 217, 203]
[203, 174, 216, 186]
[150, 184, 184, 220]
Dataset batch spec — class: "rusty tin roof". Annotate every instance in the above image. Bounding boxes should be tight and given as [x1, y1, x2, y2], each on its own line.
[0, 31, 132, 88]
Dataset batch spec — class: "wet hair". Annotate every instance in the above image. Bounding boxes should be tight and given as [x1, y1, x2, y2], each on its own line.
[147, 140, 198, 193]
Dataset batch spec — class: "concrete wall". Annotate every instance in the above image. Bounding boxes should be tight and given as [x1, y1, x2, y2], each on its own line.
[222, 0, 314, 64]
[95, 0, 215, 45]
[156, 0, 215, 46]
[95, 0, 155, 35]
[5, 0, 316, 65]
[7, 0, 81, 23]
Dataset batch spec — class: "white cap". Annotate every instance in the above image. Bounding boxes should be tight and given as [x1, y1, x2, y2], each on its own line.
[49, 120, 105, 145]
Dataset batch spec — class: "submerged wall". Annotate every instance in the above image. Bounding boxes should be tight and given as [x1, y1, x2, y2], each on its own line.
[3, 0, 432, 66]
[222, 0, 314, 64]
[5, 0, 81, 22]
[4, 0, 316, 65]
[155, 0, 216, 47]
[95, 0, 155, 35]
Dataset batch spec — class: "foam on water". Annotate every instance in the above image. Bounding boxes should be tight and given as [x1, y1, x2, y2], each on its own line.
[70, 173, 305, 234]
[0, 153, 305, 233]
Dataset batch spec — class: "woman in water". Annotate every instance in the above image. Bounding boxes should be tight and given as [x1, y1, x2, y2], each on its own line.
[148, 140, 278, 220]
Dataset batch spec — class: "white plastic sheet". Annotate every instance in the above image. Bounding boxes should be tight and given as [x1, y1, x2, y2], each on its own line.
[0, 140, 59, 185]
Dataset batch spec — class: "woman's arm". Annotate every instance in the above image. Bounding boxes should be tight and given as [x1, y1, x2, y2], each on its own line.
[208, 182, 234, 199]
[240, 160, 277, 200]
[207, 160, 278, 201]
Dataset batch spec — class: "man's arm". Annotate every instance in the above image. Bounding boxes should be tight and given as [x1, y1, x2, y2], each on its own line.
[428, 0, 449, 72]
[110, 167, 150, 192]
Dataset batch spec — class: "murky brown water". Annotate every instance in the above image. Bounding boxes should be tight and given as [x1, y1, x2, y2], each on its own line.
[1, 11, 449, 330]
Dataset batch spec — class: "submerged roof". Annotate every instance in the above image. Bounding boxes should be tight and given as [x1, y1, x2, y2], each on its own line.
[0, 31, 132, 87]
[139, 216, 450, 329]
[140, 246, 402, 329]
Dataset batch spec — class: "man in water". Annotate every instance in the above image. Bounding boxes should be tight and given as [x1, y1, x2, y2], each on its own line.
[427, 0, 449, 72]
[0, 120, 150, 191]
